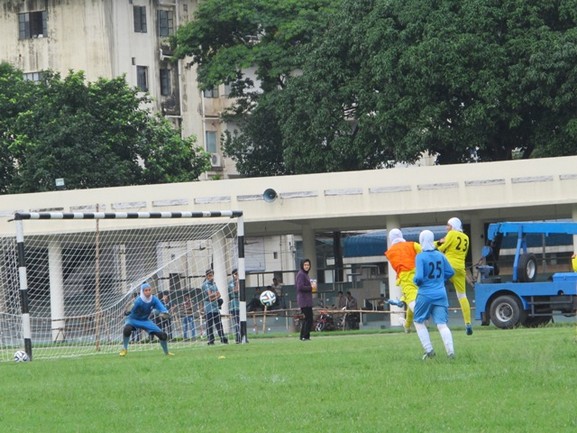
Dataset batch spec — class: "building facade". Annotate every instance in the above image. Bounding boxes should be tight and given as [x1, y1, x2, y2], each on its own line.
[0, 0, 238, 178]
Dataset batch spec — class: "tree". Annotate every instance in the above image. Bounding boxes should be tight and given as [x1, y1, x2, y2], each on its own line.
[175, 0, 577, 175]
[172, 0, 339, 177]
[0, 67, 209, 193]
[0, 63, 35, 194]
[279, 0, 577, 167]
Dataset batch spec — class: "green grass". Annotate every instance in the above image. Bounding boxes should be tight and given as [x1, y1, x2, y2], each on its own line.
[3, 325, 577, 433]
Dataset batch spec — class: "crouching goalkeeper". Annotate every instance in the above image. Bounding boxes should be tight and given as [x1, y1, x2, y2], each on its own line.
[120, 282, 174, 357]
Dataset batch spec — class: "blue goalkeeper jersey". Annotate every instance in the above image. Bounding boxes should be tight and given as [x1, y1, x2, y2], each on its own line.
[128, 296, 167, 321]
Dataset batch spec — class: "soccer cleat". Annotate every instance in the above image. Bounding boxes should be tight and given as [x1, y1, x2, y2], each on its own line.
[422, 350, 436, 360]
[119, 349, 127, 357]
[466, 323, 473, 336]
[166, 352, 175, 356]
[387, 299, 406, 308]
[448, 353, 456, 360]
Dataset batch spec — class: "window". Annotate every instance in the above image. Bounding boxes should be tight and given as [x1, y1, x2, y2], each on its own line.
[18, 11, 47, 39]
[23, 71, 44, 82]
[158, 10, 174, 37]
[136, 66, 148, 92]
[133, 6, 147, 33]
[160, 68, 170, 96]
[205, 131, 217, 154]
[203, 87, 219, 98]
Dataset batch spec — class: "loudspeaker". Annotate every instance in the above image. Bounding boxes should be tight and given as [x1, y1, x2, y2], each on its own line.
[263, 188, 278, 203]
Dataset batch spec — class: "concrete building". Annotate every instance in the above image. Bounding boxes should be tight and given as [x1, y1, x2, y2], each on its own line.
[0, 0, 238, 179]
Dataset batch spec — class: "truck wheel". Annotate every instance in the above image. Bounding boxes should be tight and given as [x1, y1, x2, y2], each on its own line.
[489, 295, 527, 329]
[518, 253, 538, 282]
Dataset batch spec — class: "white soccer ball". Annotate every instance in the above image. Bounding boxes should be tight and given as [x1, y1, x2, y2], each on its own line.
[259, 290, 277, 307]
[14, 350, 30, 363]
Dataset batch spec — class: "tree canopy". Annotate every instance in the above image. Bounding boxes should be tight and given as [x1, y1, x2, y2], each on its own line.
[0, 65, 209, 194]
[174, 0, 577, 176]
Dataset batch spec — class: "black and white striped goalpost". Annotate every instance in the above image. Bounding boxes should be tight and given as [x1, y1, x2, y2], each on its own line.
[13, 210, 246, 360]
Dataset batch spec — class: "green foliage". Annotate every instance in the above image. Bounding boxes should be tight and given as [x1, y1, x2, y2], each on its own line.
[3, 326, 576, 433]
[173, 0, 340, 176]
[174, 0, 577, 175]
[0, 65, 209, 193]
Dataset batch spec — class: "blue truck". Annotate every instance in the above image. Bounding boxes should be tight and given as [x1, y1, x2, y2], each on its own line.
[474, 221, 577, 328]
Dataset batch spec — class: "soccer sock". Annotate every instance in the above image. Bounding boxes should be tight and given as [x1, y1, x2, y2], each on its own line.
[437, 323, 454, 355]
[414, 322, 433, 353]
[405, 301, 416, 329]
[160, 339, 169, 354]
[457, 295, 472, 324]
[405, 308, 414, 329]
[123, 336, 129, 350]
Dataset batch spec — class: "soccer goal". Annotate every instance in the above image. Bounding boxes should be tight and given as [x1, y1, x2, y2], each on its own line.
[0, 211, 246, 361]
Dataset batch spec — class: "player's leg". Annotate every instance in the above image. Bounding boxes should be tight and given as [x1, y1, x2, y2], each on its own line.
[400, 272, 418, 332]
[431, 306, 454, 358]
[120, 324, 135, 356]
[413, 298, 435, 359]
[452, 270, 473, 334]
[150, 330, 173, 355]
[142, 321, 173, 355]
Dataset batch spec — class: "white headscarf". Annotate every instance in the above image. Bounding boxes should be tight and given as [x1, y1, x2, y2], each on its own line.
[140, 283, 153, 303]
[388, 228, 405, 246]
[419, 230, 436, 251]
[448, 217, 463, 232]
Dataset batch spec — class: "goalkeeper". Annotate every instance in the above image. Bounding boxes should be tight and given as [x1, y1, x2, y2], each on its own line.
[120, 282, 174, 356]
[385, 228, 421, 333]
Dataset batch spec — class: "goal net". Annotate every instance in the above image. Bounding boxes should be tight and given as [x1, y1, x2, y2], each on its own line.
[0, 211, 245, 361]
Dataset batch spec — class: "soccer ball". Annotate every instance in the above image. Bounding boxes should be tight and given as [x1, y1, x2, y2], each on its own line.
[259, 290, 277, 307]
[14, 350, 30, 363]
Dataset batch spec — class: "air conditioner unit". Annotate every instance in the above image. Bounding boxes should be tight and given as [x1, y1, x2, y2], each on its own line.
[210, 153, 222, 168]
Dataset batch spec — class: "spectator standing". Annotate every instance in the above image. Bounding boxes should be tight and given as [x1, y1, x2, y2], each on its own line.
[272, 277, 284, 308]
[296, 258, 316, 341]
[180, 293, 196, 340]
[202, 269, 228, 345]
[345, 291, 360, 329]
[228, 269, 241, 343]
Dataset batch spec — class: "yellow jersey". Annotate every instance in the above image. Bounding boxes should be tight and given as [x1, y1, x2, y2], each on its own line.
[435, 230, 469, 270]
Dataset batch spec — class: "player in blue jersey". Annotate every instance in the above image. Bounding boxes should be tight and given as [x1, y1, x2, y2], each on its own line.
[120, 282, 174, 356]
[413, 230, 455, 360]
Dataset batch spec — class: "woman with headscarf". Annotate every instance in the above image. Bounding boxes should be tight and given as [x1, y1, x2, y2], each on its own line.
[435, 217, 473, 335]
[120, 282, 173, 356]
[414, 230, 456, 360]
[296, 258, 316, 341]
[385, 228, 422, 333]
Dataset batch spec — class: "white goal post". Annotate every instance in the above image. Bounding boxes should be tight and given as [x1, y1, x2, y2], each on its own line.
[0, 210, 247, 361]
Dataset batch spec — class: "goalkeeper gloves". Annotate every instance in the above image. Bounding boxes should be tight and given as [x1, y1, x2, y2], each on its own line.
[159, 313, 170, 320]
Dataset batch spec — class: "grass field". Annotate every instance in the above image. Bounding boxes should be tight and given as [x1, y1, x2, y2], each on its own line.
[2, 324, 576, 433]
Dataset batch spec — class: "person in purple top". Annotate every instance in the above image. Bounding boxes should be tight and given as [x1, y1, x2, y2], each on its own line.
[296, 258, 316, 341]
[120, 282, 173, 356]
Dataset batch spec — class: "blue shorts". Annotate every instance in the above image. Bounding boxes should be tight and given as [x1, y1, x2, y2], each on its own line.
[414, 294, 449, 324]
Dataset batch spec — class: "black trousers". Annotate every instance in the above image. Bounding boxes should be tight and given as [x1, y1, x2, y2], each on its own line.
[300, 306, 313, 340]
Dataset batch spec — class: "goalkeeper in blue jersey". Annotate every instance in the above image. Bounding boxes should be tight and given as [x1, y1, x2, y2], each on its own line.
[413, 230, 455, 360]
[120, 282, 174, 356]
